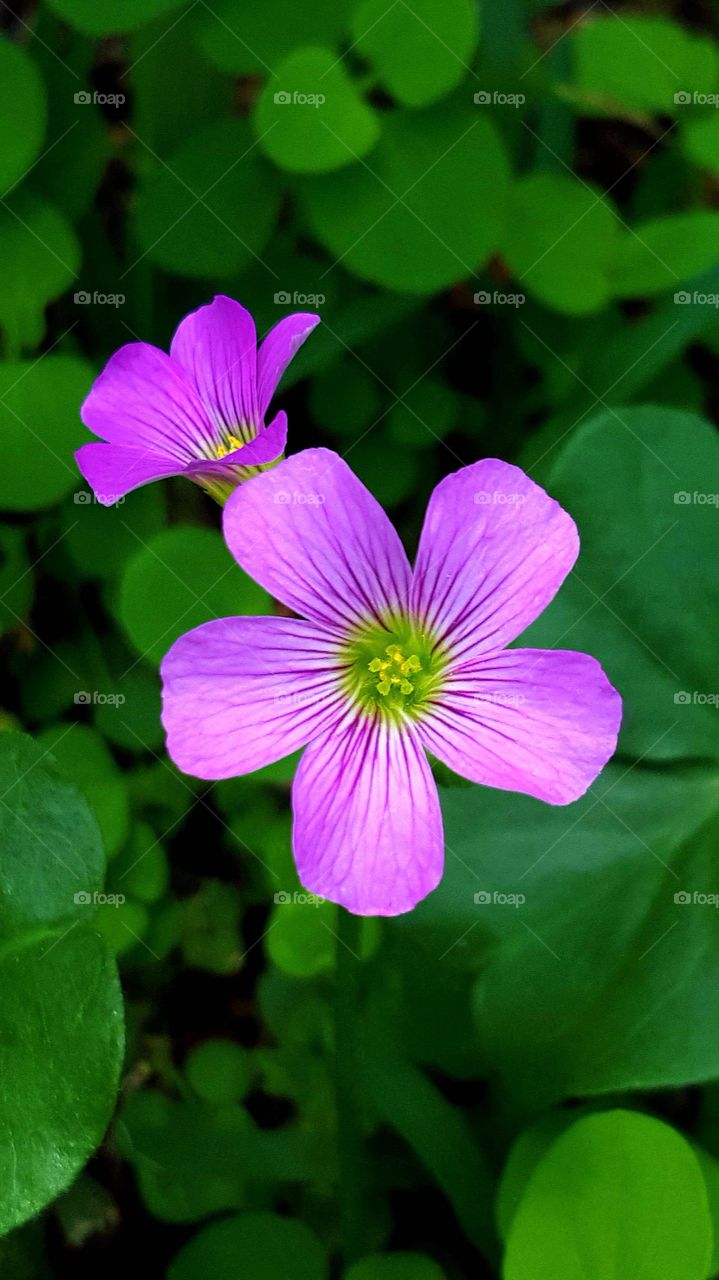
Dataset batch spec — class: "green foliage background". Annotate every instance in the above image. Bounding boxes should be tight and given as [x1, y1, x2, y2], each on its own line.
[1, 0, 719, 1276]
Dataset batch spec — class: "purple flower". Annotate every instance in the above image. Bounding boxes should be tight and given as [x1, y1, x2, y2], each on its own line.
[160, 450, 621, 917]
[75, 296, 319, 505]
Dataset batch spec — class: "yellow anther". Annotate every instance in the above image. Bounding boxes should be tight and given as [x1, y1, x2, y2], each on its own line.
[213, 433, 245, 460]
[369, 644, 422, 697]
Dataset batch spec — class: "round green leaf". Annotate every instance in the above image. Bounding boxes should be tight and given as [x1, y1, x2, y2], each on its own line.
[301, 98, 509, 293]
[0, 733, 123, 1235]
[256, 46, 380, 174]
[0, 194, 80, 349]
[530, 405, 719, 764]
[19, 631, 108, 725]
[198, 0, 354, 75]
[268, 898, 338, 977]
[135, 119, 280, 278]
[496, 1113, 573, 1240]
[44, 0, 188, 34]
[65, 482, 166, 581]
[169, 1211, 328, 1280]
[0, 929, 123, 1235]
[504, 1110, 712, 1280]
[0, 355, 94, 511]
[571, 16, 718, 116]
[351, 0, 478, 107]
[120, 1092, 248, 1222]
[682, 112, 719, 174]
[36, 723, 130, 858]
[268, 898, 380, 977]
[0, 732, 105, 933]
[693, 1145, 719, 1279]
[118, 525, 271, 665]
[610, 212, 719, 298]
[94, 664, 164, 754]
[0, 40, 46, 196]
[96, 898, 150, 957]
[186, 1040, 251, 1104]
[34, 94, 107, 220]
[502, 174, 619, 315]
[418, 765, 719, 1100]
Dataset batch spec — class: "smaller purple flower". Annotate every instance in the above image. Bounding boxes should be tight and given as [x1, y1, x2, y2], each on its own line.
[161, 450, 622, 917]
[75, 296, 319, 505]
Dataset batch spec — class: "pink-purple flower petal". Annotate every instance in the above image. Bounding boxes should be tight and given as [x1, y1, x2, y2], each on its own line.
[76, 297, 321, 505]
[185, 410, 288, 480]
[169, 295, 259, 439]
[256, 312, 320, 420]
[75, 442, 184, 504]
[418, 648, 622, 804]
[223, 448, 412, 631]
[80, 342, 216, 460]
[159, 441, 622, 917]
[160, 615, 346, 779]
[292, 712, 443, 916]
[411, 459, 579, 660]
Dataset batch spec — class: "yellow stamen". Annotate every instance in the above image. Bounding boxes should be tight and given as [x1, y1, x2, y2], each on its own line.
[213, 433, 245, 460]
[369, 644, 422, 697]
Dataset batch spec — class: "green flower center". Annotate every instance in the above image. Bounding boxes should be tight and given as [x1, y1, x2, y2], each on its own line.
[342, 617, 447, 720]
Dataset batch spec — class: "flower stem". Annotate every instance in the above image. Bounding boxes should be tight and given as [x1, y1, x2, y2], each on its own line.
[335, 907, 364, 1264]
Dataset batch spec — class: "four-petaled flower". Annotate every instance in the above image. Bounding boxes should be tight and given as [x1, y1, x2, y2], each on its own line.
[160, 449, 621, 917]
[75, 295, 319, 505]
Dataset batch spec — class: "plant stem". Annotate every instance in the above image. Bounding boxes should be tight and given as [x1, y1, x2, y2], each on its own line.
[335, 907, 364, 1264]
